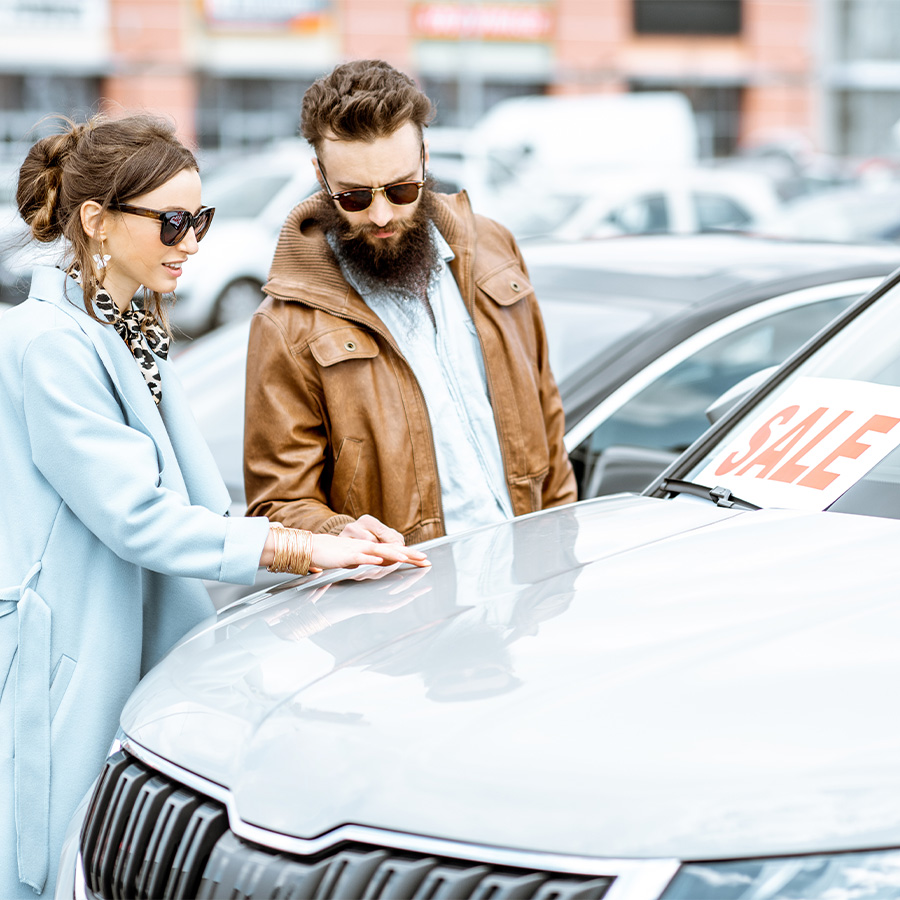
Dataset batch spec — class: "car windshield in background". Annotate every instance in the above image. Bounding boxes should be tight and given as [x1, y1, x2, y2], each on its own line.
[682, 276, 900, 519]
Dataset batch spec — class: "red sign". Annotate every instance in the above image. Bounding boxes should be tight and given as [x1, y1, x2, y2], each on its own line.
[412, 3, 554, 41]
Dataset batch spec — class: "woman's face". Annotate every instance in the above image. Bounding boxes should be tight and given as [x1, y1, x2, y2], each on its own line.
[100, 167, 203, 311]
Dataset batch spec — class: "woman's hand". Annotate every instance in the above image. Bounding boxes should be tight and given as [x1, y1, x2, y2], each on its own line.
[260, 525, 429, 573]
[309, 533, 429, 572]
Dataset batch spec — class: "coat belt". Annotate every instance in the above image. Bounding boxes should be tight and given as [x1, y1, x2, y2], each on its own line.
[1, 561, 51, 894]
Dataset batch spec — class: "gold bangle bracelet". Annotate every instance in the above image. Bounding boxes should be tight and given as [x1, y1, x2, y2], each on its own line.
[267, 522, 314, 575]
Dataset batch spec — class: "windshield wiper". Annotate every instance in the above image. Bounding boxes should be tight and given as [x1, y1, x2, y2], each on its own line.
[660, 479, 761, 510]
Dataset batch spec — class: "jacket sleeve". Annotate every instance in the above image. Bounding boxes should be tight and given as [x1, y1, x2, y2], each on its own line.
[243, 309, 354, 534]
[514, 242, 578, 510]
[22, 327, 268, 585]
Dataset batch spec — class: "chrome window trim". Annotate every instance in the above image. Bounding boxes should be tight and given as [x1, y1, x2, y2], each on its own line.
[563, 277, 883, 454]
[119, 737, 681, 900]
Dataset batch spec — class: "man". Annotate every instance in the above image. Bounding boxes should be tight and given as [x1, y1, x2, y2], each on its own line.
[243, 58, 576, 545]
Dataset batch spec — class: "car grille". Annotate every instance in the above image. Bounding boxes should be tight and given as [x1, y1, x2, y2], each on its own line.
[81, 750, 614, 900]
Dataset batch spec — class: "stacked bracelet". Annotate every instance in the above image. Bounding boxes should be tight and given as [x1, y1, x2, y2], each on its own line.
[267, 522, 314, 575]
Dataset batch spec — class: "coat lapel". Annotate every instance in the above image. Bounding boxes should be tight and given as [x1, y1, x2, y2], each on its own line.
[29, 267, 230, 514]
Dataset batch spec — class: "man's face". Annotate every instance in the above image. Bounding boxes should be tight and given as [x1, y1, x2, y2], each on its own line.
[314, 121, 428, 252]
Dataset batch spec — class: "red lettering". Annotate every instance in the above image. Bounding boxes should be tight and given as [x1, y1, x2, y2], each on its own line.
[769, 409, 853, 483]
[798, 414, 900, 491]
[714, 406, 798, 477]
[735, 407, 828, 479]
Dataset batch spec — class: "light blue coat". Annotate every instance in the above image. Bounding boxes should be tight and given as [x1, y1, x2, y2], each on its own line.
[0, 267, 270, 896]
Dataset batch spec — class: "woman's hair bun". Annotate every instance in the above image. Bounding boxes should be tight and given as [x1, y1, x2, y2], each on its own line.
[16, 118, 88, 243]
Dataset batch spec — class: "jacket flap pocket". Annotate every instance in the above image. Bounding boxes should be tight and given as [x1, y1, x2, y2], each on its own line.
[477, 263, 532, 307]
[309, 328, 379, 367]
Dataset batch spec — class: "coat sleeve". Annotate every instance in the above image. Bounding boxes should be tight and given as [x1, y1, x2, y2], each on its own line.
[243, 310, 354, 534]
[22, 327, 269, 585]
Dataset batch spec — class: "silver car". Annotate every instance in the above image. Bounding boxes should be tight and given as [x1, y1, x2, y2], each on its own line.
[57, 255, 900, 899]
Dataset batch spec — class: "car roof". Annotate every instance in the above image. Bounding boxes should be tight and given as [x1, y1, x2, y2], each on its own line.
[525, 234, 900, 422]
[523, 233, 900, 311]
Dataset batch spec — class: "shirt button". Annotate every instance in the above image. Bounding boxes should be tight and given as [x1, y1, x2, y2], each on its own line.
[510, 280, 521, 292]
[344, 341, 357, 351]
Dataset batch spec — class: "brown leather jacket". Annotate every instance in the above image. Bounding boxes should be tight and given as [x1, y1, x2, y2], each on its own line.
[244, 190, 576, 543]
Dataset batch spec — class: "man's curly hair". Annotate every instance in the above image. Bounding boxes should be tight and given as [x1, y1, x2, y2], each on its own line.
[301, 59, 435, 152]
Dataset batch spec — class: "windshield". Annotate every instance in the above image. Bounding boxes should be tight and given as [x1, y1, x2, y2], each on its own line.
[683, 276, 900, 519]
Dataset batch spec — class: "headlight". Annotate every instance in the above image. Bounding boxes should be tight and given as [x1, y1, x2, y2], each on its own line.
[662, 849, 900, 899]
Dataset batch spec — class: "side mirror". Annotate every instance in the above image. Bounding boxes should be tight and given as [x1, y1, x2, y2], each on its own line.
[705, 365, 778, 425]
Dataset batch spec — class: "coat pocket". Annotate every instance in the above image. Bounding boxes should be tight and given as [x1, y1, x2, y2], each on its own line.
[50, 653, 76, 721]
[309, 327, 379, 367]
[476, 262, 533, 307]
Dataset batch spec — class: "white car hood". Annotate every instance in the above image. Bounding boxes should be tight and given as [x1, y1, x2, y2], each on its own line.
[122, 495, 900, 862]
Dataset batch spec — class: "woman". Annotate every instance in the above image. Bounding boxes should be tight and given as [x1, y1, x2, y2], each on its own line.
[0, 113, 428, 898]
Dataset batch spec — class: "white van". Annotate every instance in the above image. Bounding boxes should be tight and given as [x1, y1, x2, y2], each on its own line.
[460, 91, 700, 223]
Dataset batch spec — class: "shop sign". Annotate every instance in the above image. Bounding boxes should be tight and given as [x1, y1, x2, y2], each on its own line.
[412, 3, 553, 41]
[202, 0, 330, 30]
[0, 0, 102, 27]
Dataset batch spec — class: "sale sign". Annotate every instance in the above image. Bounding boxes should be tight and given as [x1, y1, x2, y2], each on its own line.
[693, 377, 900, 510]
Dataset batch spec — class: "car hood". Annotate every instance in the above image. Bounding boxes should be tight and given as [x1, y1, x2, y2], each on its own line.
[122, 495, 900, 862]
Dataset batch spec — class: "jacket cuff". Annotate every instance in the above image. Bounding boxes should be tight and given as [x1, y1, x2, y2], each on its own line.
[321, 514, 355, 535]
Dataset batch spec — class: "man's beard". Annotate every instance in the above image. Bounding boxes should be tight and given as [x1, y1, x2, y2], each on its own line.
[319, 184, 442, 301]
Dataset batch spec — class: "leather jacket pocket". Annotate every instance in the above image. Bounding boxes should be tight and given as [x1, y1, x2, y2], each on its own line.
[477, 262, 532, 307]
[309, 327, 379, 367]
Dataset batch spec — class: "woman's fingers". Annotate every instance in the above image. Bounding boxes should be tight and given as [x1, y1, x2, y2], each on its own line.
[309, 534, 429, 571]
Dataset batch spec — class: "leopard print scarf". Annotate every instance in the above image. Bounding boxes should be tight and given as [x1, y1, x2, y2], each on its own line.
[68, 267, 170, 405]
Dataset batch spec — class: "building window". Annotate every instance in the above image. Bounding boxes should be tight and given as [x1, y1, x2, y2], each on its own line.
[421, 77, 547, 127]
[633, 0, 741, 36]
[0, 74, 99, 155]
[836, 0, 900, 63]
[196, 77, 313, 152]
[631, 82, 742, 157]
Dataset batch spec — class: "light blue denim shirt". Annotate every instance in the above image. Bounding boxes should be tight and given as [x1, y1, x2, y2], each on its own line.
[329, 226, 513, 534]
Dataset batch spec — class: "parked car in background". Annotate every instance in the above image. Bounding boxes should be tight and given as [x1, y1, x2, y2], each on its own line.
[168, 140, 318, 335]
[532, 167, 782, 242]
[0, 156, 28, 304]
[748, 179, 900, 245]
[175, 233, 900, 520]
[59, 253, 900, 900]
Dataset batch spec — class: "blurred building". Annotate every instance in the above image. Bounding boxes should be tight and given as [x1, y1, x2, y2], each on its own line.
[0, 0, 895, 162]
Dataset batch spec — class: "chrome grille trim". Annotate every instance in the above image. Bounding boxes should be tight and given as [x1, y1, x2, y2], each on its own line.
[119, 737, 681, 900]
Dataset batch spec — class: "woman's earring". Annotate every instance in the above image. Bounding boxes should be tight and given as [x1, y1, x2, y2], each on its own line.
[92, 241, 110, 270]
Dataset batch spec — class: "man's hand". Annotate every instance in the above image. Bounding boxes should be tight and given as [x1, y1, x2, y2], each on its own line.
[339, 514, 406, 545]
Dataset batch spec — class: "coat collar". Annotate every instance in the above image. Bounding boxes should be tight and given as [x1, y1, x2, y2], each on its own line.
[264, 190, 477, 318]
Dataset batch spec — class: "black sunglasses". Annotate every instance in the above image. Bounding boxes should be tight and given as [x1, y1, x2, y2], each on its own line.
[318, 144, 426, 213]
[110, 204, 216, 246]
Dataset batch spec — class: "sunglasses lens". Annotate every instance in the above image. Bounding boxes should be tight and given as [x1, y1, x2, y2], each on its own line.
[336, 191, 374, 213]
[194, 208, 214, 242]
[385, 182, 421, 205]
[160, 211, 190, 246]
[159, 209, 214, 245]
